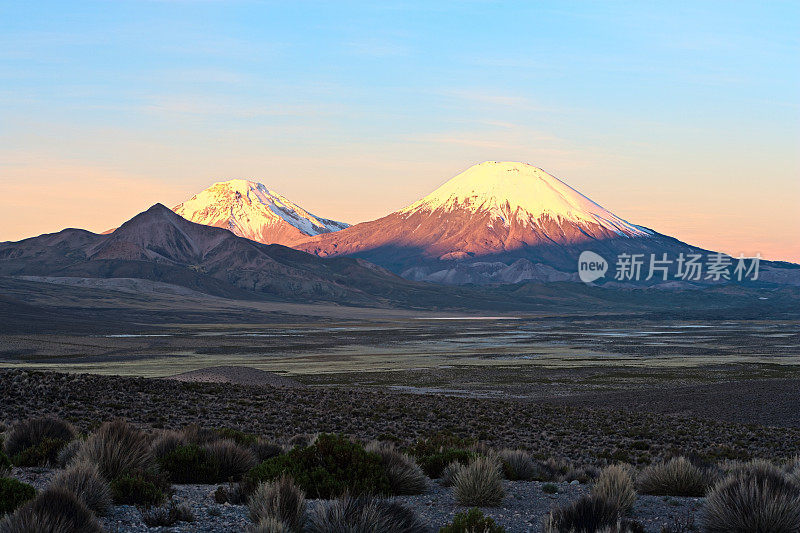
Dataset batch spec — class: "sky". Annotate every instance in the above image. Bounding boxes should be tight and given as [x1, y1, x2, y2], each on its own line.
[1, 1, 798, 261]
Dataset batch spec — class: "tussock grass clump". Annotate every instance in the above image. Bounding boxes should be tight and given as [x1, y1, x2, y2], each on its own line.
[48, 460, 112, 516]
[0, 477, 36, 516]
[440, 460, 464, 487]
[150, 430, 186, 460]
[181, 424, 218, 445]
[366, 441, 428, 495]
[203, 439, 258, 482]
[704, 460, 800, 533]
[253, 440, 284, 462]
[306, 495, 426, 533]
[56, 439, 82, 468]
[453, 456, 505, 507]
[215, 427, 259, 446]
[636, 456, 710, 497]
[141, 502, 195, 527]
[72, 420, 154, 480]
[247, 517, 293, 533]
[543, 494, 637, 533]
[0, 487, 101, 533]
[248, 475, 306, 532]
[498, 449, 538, 481]
[0, 452, 10, 477]
[591, 464, 636, 515]
[3, 418, 76, 466]
[246, 434, 390, 499]
[440, 508, 506, 533]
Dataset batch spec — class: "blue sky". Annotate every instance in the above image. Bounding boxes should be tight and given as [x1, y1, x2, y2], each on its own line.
[1, 1, 798, 260]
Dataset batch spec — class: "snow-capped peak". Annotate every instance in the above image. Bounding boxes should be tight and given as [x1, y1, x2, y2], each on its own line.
[172, 179, 348, 245]
[400, 161, 651, 237]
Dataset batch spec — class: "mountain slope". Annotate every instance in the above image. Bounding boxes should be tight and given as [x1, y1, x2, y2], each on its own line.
[172, 180, 348, 245]
[0, 204, 425, 304]
[296, 161, 698, 283]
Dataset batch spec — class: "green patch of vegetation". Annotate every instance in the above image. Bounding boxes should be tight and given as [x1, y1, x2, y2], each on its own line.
[214, 427, 259, 446]
[245, 434, 390, 499]
[542, 483, 558, 494]
[0, 477, 37, 515]
[406, 432, 476, 479]
[11, 437, 68, 467]
[158, 444, 219, 484]
[110, 472, 168, 507]
[440, 508, 506, 533]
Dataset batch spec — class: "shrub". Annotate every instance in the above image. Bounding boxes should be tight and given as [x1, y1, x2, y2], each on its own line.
[543, 494, 621, 533]
[56, 438, 82, 468]
[215, 428, 259, 446]
[636, 456, 709, 497]
[0, 477, 36, 516]
[109, 471, 167, 506]
[592, 464, 636, 515]
[204, 439, 257, 481]
[542, 483, 558, 494]
[0, 453, 10, 477]
[0, 487, 101, 533]
[366, 441, 427, 495]
[306, 495, 426, 533]
[407, 433, 475, 478]
[538, 457, 572, 482]
[253, 440, 284, 462]
[248, 475, 306, 532]
[704, 460, 800, 533]
[440, 508, 505, 533]
[141, 502, 195, 527]
[214, 483, 246, 505]
[498, 449, 538, 481]
[48, 460, 111, 516]
[247, 517, 293, 533]
[158, 444, 219, 484]
[440, 461, 465, 488]
[11, 438, 69, 467]
[150, 430, 186, 460]
[453, 456, 505, 507]
[245, 434, 390, 499]
[181, 424, 218, 444]
[72, 420, 155, 480]
[2, 418, 76, 460]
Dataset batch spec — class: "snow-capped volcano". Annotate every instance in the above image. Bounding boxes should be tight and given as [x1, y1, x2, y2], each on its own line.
[297, 161, 686, 283]
[172, 180, 348, 246]
[400, 161, 651, 238]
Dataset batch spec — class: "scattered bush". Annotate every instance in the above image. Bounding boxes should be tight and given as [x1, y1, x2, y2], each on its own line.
[48, 460, 112, 516]
[306, 495, 426, 533]
[592, 464, 636, 515]
[440, 460, 465, 488]
[0, 477, 36, 516]
[215, 427, 259, 446]
[543, 494, 623, 533]
[246, 434, 390, 499]
[498, 449, 538, 481]
[141, 502, 195, 527]
[704, 460, 800, 533]
[150, 430, 186, 460]
[247, 517, 293, 533]
[408, 433, 474, 479]
[204, 439, 257, 481]
[248, 475, 306, 532]
[453, 456, 505, 507]
[0, 487, 101, 533]
[72, 420, 155, 480]
[538, 457, 572, 482]
[158, 444, 219, 484]
[0, 453, 10, 477]
[253, 440, 284, 462]
[366, 441, 427, 495]
[2, 418, 76, 464]
[636, 456, 710, 497]
[109, 471, 167, 506]
[440, 507, 506, 533]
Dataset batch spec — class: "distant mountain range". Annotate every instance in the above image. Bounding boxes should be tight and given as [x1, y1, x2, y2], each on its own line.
[2, 161, 798, 304]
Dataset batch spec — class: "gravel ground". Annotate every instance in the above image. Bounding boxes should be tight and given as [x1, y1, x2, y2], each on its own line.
[10, 467, 703, 532]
